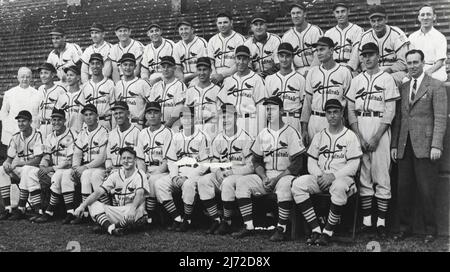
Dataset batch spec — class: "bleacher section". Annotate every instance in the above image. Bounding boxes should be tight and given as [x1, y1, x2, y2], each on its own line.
[0, 0, 449, 92]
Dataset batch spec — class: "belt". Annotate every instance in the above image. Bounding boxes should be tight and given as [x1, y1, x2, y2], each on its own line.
[179, 164, 199, 168]
[40, 119, 51, 125]
[335, 59, 349, 63]
[311, 111, 326, 117]
[240, 113, 256, 118]
[282, 112, 301, 118]
[356, 111, 383, 117]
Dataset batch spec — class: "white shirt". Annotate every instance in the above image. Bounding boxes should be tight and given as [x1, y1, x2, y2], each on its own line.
[0, 85, 41, 145]
[409, 72, 425, 103]
[409, 27, 448, 81]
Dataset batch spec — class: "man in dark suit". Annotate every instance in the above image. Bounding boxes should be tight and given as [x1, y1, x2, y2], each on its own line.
[391, 49, 447, 243]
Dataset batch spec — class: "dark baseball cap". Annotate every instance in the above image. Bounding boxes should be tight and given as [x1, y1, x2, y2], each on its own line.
[147, 23, 162, 31]
[38, 62, 57, 74]
[119, 146, 136, 157]
[89, 53, 104, 63]
[368, 5, 386, 18]
[290, 3, 306, 11]
[332, 2, 348, 11]
[360, 42, 379, 55]
[50, 108, 66, 119]
[119, 53, 136, 64]
[81, 103, 98, 114]
[220, 103, 238, 114]
[176, 20, 193, 29]
[324, 99, 343, 111]
[278, 42, 294, 55]
[110, 101, 129, 111]
[145, 101, 162, 113]
[235, 45, 251, 57]
[216, 12, 233, 20]
[312, 37, 335, 48]
[159, 56, 176, 66]
[63, 65, 80, 75]
[115, 21, 130, 31]
[49, 27, 65, 36]
[263, 96, 284, 108]
[251, 14, 266, 24]
[90, 22, 105, 32]
[196, 57, 211, 68]
[15, 110, 32, 121]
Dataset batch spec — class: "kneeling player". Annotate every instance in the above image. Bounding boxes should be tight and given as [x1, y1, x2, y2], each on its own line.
[74, 147, 149, 236]
[292, 99, 362, 246]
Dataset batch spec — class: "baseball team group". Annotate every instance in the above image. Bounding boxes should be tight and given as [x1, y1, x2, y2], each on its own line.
[0, 1, 447, 247]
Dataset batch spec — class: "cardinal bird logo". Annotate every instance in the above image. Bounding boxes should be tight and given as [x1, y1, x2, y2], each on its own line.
[330, 79, 343, 86]
[244, 83, 253, 89]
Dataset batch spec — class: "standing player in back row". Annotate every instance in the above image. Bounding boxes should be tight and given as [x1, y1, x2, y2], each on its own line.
[265, 42, 305, 132]
[345, 43, 400, 238]
[244, 14, 281, 79]
[282, 3, 322, 78]
[324, 2, 364, 66]
[208, 12, 246, 84]
[300, 37, 352, 146]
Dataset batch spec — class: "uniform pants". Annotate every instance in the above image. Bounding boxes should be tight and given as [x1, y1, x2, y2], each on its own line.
[89, 201, 146, 225]
[237, 173, 295, 202]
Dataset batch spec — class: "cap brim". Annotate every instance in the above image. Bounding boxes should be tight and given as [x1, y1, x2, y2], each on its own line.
[119, 58, 136, 63]
[360, 50, 378, 55]
[63, 68, 79, 75]
[369, 13, 386, 18]
[49, 32, 64, 36]
[251, 18, 266, 24]
[177, 22, 192, 28]
[115, 25, 129, 31]
[90, 27, 104, 32]
[15, 115, 31, 120]
[111, 105, 128, 111]
[312, 42, 332, 48]
[159, 61, 175, 66]
[235, 52, 250, 57]
[291, 4, 306, 10]
[145, 107, 161, 112]
[50, 113, 65, 119]
[277, 49, 293, 55]
[147, 24, 161, 30]
[81, 108, 97, 114]
[89, 57, 104, 63]
[196, 62, 211, 67]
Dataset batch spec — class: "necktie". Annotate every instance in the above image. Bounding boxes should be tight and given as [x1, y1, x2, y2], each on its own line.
[410, 79, 417, 102]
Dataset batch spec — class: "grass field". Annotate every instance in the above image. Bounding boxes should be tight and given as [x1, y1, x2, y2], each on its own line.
[0, 219, 448, 252]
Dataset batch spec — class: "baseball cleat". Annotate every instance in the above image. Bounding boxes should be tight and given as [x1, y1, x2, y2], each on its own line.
[306, 232, 321, 245]
[34, 213, 52, 223]
[29, 213, 42, 222]
[176, 220, 191, 232]
[111, 227, 125, 237]
[269, 227, 287, 242]
[62, 213, 76, 224]
[206, 220, 220, 234]
[315, 233, 331, 246]
[232, 228, 254, 239]
[167, 220, 181, 231]
[215, 221, 232, 235]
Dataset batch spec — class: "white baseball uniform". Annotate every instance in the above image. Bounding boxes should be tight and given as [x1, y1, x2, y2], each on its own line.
[37, 84, 67, 138]
[173, 36, 208, 78]
[47, 42, 83, 81]
[81, 41, 112, 77]
[141, 38, 176, 81]
[80, 78, 115, 130]
[55, 89, 84, 134]
[106, 124, 140, 170]
[108, 39, 144, 78]
[208, 31, 246, 75]
[324, 23, 364, 64]
[244, 33, 281, 75]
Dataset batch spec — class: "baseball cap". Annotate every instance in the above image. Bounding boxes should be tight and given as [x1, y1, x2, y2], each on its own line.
[360, 42, 379, 55]
[115, 21, 130, 31]
[50, 108, 65, 119]
[196, 57, 211, 68]
[81, 104, 98, 115]
[235, 45, 251, 58]
[312, 37, 335, 48]
[176, 20, 193, 29]
[368, 5, 386, 19]
[147, 23, 162, 31]
[15, 110, 32, 121]
[118, 146, 136, 157]
[119, 53, 136, 64]
[63, 65, 80, 75]
[38, 62, 57, 74]
[251, 14, 266, 24]
[159, 56, 176, 66]
[332, 2, 348, 11]
[90, 22, 105, 32]
[263, 96, 284, 108]
[278, 42, 295, 55]
[110, 101, 129, 111]
[145, 101, 162, 113]
[290, 3, 306, 11]
[216, 12, 233, 20]
[324, 99, 343, 111]
[220, 103, 238, 114]
[49, 27, 65, 36]
[89, 53, 104, 63]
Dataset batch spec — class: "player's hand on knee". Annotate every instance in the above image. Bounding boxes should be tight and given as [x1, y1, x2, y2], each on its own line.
[3, 161, 12, 172]
[390, 148, 398, 162]
[74, 207, 84, 218]
[430, 148, 442, 161]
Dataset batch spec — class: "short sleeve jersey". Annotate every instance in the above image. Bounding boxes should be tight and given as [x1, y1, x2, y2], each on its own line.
[44, 128, 76, 167]
[282, 24, 323, 69]
[8, 129, 44, 162]
[107, 125, 141, 167]
[244, 33, 282, 73]
[74, 125, 108, 164]
[136, 125, 173, 167]
[207, 31, 246, 70]
[101, 168, 150, 206]
[265, 70, 306, 113]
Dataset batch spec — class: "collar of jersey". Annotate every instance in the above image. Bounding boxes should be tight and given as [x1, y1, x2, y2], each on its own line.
[277, 69, 296, 79]
[266, 123, 288, 134]
[222, 128, 242, 141]
[181, 127, 199, 140]
[324, 126, 347, 138]
[20, 128, 36, 141]
[146, 124, 165, 135]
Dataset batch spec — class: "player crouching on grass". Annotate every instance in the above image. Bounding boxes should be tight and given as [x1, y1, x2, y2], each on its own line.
[197, 103, 254, 235]
[27, 109, 77, 224]
[233, 96, 306, 241]
[291, 99, 362, 246]
[74, 146, 149, 236]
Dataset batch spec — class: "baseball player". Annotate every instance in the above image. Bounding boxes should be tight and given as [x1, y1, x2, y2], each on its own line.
[105, 101, 140, 177]
[109, 21, 144, 83]
[80, 53, 115, 131]
[197, 103, 254, 235]
[74, 146, 149, 236]
[232, 96, 305, 241]
[265, 42, 306, 132]
[69, 104, 109, 224]
[217, 45, 267, 138]
[155, 106, 210, 232]
[244, 14, 281, 78]
[282, 3, 323, 78]
[348, 5, 409, 85]
[208, 12, 246, 84]
[47, 27, 82, 84]
[55, 66, 84, 134]
[185, 57, 221, 140]
[292, 99, 362, 246]
[300, 37, 352, 146]
[172, 20, 208, 85]
[0, 111, 44, 220]
[324, 2, 364, 65]
[80, 22, 112, 84]
[345, 42, 400, 237]
[136, 101, 173, 227]
[141, 23, 176, 84]
[112, 53, 152, 130]
[25, 108, 77, 224]
[37, 62, 67, 139]
[147, 56, 187, 132]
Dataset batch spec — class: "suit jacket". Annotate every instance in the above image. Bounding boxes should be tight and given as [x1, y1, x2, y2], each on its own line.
[392, 74, 447, 159]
